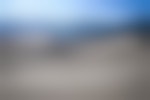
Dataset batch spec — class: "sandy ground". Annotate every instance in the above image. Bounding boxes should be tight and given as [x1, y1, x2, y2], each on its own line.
[0, 35, 150, 100]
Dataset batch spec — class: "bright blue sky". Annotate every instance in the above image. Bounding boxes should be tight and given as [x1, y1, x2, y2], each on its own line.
[0, 0, 149, 25]
[0, 0, 149, 39]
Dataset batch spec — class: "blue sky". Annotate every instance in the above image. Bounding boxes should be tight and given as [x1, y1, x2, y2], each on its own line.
[0, 0, 148, 24]
[0, 0, 149, 39]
